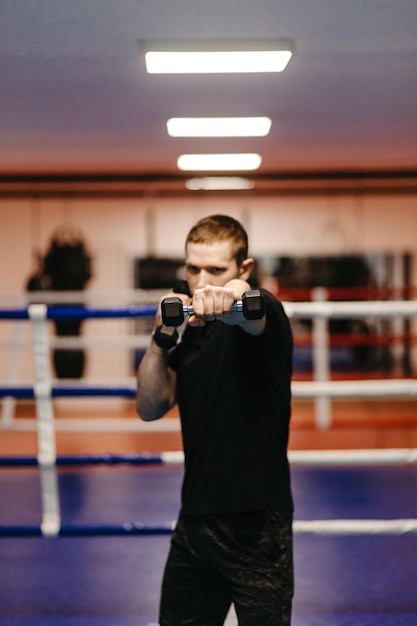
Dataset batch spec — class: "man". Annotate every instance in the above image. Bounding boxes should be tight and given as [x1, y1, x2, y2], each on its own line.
[136, 214, 293, 625]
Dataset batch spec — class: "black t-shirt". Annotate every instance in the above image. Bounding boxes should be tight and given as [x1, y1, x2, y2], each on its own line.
[168, 289, 293, 515]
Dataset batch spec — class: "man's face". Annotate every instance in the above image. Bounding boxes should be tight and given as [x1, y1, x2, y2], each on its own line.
[185, 240, 241, 295]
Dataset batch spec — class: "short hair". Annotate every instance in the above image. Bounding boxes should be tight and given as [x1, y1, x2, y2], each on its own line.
[185, 215, 249, 266]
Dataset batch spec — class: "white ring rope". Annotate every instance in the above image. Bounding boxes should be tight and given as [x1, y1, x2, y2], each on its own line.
[163, 448, 417, 466]
[293, 518, 417, 535]
[293, 378, 417, 398]
[288, 448, 417, 465]
[284, 299, 417, 319]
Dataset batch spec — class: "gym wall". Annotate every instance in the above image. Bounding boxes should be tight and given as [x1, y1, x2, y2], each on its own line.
[0, 190, 416, 381]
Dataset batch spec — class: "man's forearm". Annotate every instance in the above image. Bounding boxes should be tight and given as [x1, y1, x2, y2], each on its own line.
[136, 341, 176, 421]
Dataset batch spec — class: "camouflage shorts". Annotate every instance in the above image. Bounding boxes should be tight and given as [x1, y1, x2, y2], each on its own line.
[159, 509, 293, 626]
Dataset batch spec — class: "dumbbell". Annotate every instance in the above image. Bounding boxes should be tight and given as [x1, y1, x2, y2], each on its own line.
[161, 289, 265, 327]
[152, 325, 179, 350]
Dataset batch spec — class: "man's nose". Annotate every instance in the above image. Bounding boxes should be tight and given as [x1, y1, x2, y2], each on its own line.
[196, 270, 211, 288]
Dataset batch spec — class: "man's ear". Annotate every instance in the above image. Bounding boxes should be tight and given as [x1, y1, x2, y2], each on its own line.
[239, 257, 255, 281]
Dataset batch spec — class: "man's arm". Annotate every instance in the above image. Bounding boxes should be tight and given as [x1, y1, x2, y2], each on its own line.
[137, 285, 192, 421]
[136, 339, 177, 421]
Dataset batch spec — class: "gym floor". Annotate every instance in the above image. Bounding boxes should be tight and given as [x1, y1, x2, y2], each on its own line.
[1, 462, 416, 625]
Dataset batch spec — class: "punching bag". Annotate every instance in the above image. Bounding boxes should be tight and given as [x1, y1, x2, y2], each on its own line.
[43, 231, 92, 379]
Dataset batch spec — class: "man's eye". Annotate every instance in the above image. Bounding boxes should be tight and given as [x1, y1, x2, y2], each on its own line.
[209, 268, 225, 275]
[186, 265, 199, 275]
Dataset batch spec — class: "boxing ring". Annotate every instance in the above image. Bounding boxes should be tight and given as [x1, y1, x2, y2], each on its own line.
[1, 295, 417, 625]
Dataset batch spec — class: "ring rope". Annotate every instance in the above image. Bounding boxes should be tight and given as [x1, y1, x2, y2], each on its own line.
[0, 452, 165, 467]
[1, 448, 416, 467]
[2, 379, 417, 400]
[293, 518, 417, 535]
[284, 299, 417, 319]
[0, 522, 175, 537]
[1, 299, 417, 320]
[1, 518, 416, 538]
[0, 304, 159, 320]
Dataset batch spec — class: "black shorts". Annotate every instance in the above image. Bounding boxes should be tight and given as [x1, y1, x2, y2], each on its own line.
[159, 509, 293, 626]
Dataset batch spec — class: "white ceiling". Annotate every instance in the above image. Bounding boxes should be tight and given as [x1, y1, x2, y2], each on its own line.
[1, 0, 417, 184]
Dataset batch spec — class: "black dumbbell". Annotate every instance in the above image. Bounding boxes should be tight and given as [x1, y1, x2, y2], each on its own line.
[161, 289, 265, 327]
[152, 325, 179, 350]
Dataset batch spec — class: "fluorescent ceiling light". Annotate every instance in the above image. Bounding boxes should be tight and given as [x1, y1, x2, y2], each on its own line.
[141, 39, 293, 74]
[186, 177, 254, 191]
[146, 51, 292, 73]
[177, 153, 262, 171]
[167, 117, 271, 137]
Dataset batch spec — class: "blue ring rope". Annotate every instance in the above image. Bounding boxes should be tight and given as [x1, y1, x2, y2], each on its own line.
[0, 385, 137, 398]
[0, 453, 166, 467]
[0, 523, 174, 537]
[0, 305, 158, 320]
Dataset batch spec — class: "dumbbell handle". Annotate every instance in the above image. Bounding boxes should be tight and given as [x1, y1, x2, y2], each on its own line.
[184, 300, 243, 317]
[162, 290, 265, 327]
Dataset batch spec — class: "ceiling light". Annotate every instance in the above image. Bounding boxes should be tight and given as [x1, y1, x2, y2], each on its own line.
[186, 177, 254, 191]
[177, 153, 262, 171]
[141, 39, 293, 74]
[167, 117, 271, 137]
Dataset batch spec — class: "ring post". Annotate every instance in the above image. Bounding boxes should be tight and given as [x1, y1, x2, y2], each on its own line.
[28, 304, 61, 537]
[312, 287, 332, 429]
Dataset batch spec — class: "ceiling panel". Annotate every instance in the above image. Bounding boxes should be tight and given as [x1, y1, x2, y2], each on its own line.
[1, 0, 416, 186]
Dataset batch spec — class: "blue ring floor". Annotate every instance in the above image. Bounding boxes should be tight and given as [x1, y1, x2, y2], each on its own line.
[1, 463, 416, 625]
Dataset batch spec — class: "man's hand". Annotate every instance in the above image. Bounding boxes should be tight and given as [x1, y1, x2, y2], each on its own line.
[189, 285, 236, 326]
